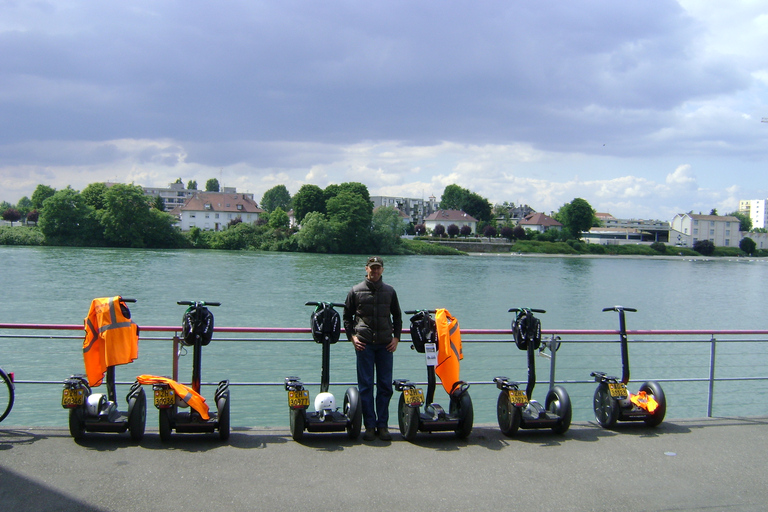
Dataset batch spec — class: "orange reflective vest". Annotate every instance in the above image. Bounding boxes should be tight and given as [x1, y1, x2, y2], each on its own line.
[435, 308, 463, 394]
[136, 375, 210, 420]
[83, 296, 139, 387]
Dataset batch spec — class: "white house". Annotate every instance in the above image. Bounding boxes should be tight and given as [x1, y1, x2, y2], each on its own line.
[424, 209, 478, 234]
[517, 212, 562, 233]
[669, 213, 741, 247]
[170, 192, 264, 231]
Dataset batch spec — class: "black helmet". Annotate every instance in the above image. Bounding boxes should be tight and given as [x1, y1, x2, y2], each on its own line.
[311, 302, 341, 344]
[512, 310, 541, 351]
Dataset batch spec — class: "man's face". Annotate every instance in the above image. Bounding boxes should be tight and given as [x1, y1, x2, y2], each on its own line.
[366, 264, 383, 281]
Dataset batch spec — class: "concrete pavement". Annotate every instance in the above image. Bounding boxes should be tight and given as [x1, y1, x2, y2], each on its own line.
[2, 417, 767, 512]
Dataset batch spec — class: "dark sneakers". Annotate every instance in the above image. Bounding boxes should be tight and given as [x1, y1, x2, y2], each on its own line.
[363, 428, 376, 441]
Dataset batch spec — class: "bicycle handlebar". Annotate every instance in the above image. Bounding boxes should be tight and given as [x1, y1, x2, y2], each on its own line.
[404, 309, 437, 315]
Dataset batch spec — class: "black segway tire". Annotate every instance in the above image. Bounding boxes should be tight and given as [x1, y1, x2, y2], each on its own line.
[640, 381, 666, 427]
[159, 408, 173, 442]
[398, 393, 419, 442]
[217, 392, 230, 441]
[344, 387, 362, 440]
[594, 383, 620, 428]
[128, 388, 146, 441]
[450, 392, 473, 439]
[69, 407, 86, 440]
[545, 385, 572, 435]
[497, 391, 521, 437]
[289, 408, 305, 441]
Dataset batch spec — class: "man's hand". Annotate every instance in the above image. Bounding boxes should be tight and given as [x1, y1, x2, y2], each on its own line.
[352, 335, 365, 351]
[387, 337, 399, 353]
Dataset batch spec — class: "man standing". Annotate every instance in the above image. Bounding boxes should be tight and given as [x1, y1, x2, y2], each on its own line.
[344, 256, 402, 441]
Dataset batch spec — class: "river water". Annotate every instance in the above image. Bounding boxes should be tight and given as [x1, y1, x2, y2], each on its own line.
[1, 246, 767, 429]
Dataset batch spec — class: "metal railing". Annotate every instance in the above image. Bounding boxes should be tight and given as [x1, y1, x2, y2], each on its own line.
[2, 323, 768, 419]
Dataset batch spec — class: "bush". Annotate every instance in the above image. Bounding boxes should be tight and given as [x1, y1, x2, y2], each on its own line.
[650, 242, 666, 253]
[739, 237, 756, 255]
[0, 226, 45, 245]
[693, 240, 715, 256]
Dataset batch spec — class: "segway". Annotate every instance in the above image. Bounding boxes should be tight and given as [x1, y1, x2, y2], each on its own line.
[393, 309, 473, 441]
[147, 301, 230, 441]
[493, 308, 571, 436]
[284, 301, 362, 441]
[591, 306, 666, 428]
[62, 296, 146, 441]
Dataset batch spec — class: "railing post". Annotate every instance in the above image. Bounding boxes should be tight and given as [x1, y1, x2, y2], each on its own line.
[707, 335, 716, 417]
[549, 334, 559, 389]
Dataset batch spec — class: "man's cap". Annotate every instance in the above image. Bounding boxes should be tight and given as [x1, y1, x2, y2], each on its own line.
[366, 256, 383, 267]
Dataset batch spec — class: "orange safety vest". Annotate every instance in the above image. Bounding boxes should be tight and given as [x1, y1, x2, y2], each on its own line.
[83, 296, 139, 387]
[435, 308, 463, 395]
[136, 375, 210, 420]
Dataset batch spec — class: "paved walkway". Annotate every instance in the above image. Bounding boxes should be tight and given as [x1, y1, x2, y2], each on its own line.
[2, 417, 767, 512]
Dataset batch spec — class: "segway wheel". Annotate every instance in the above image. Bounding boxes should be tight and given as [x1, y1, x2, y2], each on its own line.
[68, 407, 86, 440]
[640, 381, 666, 427]
[398, 393, 419, 442]
[127, 387, 146, 441]
[289, 408, 305, 441]
[594, 383, 620, 428]
[545, 385, 572, 435]
[344, 387, 362, 440]
[159, 408, 173, 442]
[496, 391, 521, 437]
[217, 391, 230, 441]
[450, 392, 473, 439]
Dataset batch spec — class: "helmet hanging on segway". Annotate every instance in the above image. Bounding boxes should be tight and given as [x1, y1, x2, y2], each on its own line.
[181, 305, 214, 346]
[310, 302, 341, 344]
[512, 310, 541, 351]
[409, 310, 436, 353]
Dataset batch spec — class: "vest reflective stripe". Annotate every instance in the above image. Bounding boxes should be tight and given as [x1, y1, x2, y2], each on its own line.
[435, 308, 463, 395]
[82, 296, 139, 387]
[136, 375, 210, 420]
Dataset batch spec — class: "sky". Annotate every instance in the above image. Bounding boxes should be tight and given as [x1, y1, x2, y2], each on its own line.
[1, 1, 767, 221]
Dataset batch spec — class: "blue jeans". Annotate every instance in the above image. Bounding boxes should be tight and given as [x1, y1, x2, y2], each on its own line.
[356, 343, 393, 429]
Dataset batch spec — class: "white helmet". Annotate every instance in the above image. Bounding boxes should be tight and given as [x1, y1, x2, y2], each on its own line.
[86, 393, 107, 416]
[314, 392, 336, 411]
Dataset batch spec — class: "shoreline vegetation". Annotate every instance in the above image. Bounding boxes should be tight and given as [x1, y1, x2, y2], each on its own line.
[2, 225, 765, 259]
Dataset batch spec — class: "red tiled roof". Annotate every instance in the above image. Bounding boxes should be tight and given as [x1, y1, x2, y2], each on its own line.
[519, 212, 562, 227]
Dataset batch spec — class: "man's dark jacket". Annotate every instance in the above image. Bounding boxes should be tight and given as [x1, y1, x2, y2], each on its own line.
[344, 278, 402, 345]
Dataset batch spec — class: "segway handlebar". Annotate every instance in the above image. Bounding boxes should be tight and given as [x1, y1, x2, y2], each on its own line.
[404, 309, 437, 315]
[177, 300, 221, 307]
[305, 301, 345, 308]
[602, 306, 637, 313]
[119, 298, 137, 303]
[508, 308, 546, 314]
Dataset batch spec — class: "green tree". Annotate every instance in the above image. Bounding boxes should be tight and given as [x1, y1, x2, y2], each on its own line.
[727, 211, 752, 232]
[205, 178, 220, 192]
[31, 184, 56, 210]
[439, 184, 492, 222]
[693, 239, 715, 256]
[292, 184, 326, 224]
[294, 212, 336, 252]
[152, 195, 166, 211]
[38, 187, 100, 245]
[81, 182, 109, 210]
[15, 196, 33, 217]
[326, 190, 373, 252]
[187, 180, 198, 190]
[324, 182, 371, 205]
[739, 237, 756, 255]
[99, 183, 157, 247]
[261, 185, 292, 213]
[268, 207, 290, 229]
[558, 198, 596, 240]
[709, 208, 718, 216]
[370, 206, 403, 254]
